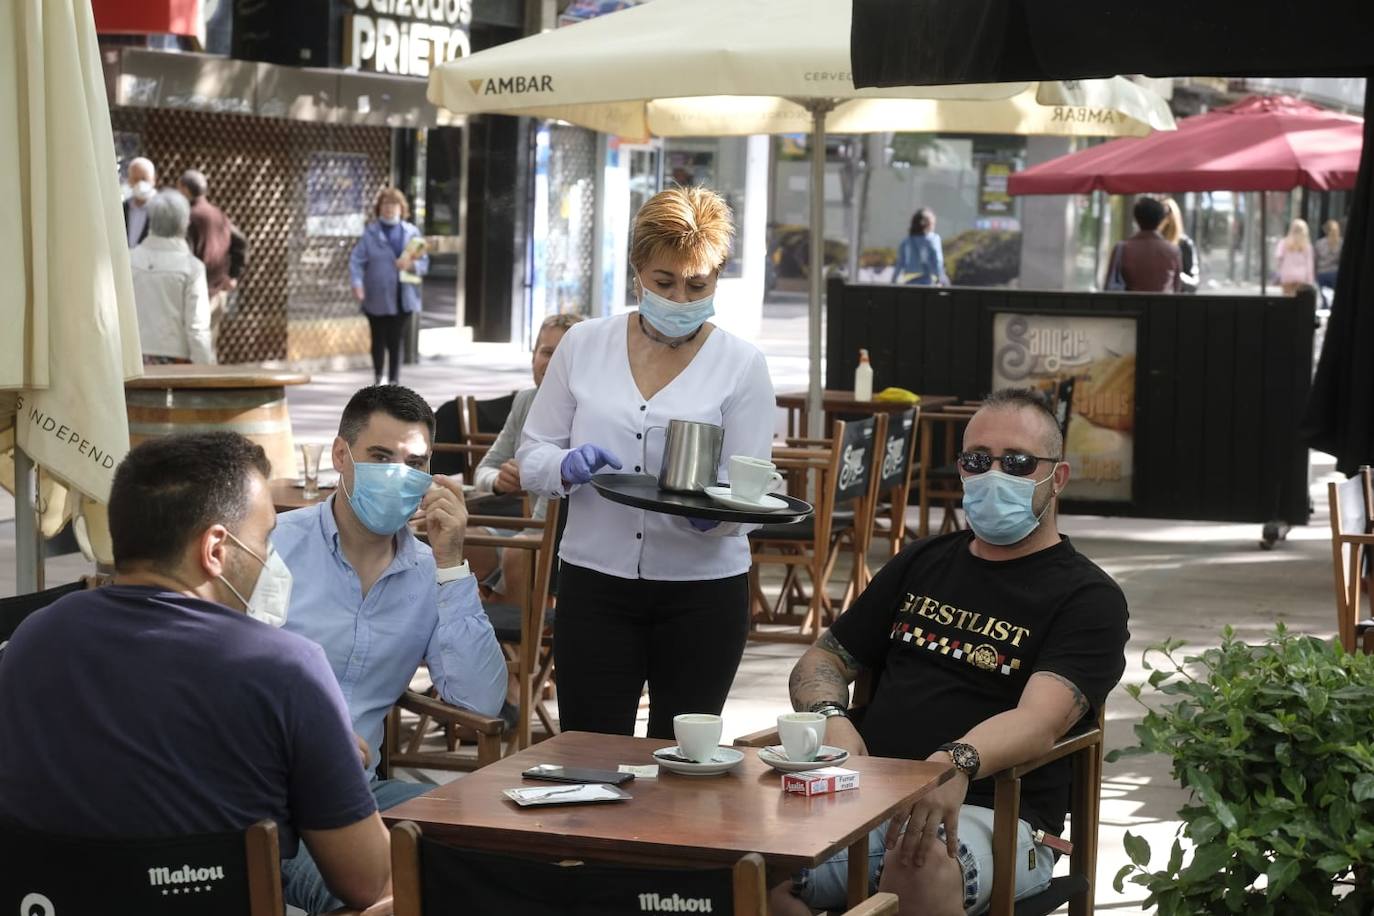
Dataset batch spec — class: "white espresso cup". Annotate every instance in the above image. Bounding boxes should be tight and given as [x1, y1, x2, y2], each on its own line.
[673, 713, 724, 763]
[729, 455, 783, 503]
[777, 711, 827, 762]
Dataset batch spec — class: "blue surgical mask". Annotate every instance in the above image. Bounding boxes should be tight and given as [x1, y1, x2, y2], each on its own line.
[379, 216, 400, 227]
[341, 451, 432, 535]
[961, 468, 1056, 546]
[639, 286, 715, 338]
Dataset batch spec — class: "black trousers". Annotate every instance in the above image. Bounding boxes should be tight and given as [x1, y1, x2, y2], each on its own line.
[554, 563, 750, 739]
[366, 312, 406, 383]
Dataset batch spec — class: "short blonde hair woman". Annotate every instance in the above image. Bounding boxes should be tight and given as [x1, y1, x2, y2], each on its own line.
[516, 186, 776, 738]
[1274, 218, 1315, 296]
[1159, 198, 1200, 293]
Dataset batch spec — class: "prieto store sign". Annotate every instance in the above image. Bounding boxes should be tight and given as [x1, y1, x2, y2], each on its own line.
[348, 0, 471, 77]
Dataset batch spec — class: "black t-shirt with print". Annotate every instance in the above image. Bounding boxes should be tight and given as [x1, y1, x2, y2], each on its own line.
[830, 531, 1129, 835]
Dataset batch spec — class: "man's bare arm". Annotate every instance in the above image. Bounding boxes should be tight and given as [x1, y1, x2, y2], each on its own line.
[300, 812, 391, 909]
[788, 629, 862, 711]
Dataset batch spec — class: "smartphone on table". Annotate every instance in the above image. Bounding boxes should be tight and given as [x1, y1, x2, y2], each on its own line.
[521, 763, 634, 785]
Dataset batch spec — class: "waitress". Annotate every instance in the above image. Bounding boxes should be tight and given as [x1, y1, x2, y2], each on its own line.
[517, 186, 776, 738]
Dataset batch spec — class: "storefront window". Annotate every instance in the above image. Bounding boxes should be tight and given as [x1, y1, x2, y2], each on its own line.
[663, 137, 748, 278]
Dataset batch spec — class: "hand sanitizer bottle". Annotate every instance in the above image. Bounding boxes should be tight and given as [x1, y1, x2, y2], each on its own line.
[854, 349, 873, 402]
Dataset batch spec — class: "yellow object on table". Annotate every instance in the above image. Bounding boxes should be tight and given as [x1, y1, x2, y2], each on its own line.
[872, 387, 921, 404]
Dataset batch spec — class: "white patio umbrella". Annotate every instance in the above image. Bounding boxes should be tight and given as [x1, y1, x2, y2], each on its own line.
[0, 0, 143, 591]
[428, 0, 1175, 428]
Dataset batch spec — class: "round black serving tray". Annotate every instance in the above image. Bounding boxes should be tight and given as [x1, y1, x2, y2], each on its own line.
[590, 474, 812, 525]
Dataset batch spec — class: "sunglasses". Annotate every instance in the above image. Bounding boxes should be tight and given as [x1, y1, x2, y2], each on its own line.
[957, 451, 1059, 477]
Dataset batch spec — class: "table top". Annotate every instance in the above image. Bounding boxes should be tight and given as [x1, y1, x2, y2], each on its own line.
[126, 364, 311, 389]
[383, 731, 953, 871]
[775, 390, 959, 412]
[270, 478, 334, 512]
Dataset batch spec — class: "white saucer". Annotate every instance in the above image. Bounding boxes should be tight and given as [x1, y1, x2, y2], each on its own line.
[703, 486, 788, 512]
[652, 746, 745, 777]
[757, 746, 850, 773]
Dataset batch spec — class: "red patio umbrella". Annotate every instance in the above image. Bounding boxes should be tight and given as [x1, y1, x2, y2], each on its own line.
[1007, 95, 1363, 196]
[1009, 95, 1363, 294]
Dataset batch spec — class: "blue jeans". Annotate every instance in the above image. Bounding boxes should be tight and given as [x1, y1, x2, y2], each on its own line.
[280, 778, 428, 914]
[791, 806, 1054, 915]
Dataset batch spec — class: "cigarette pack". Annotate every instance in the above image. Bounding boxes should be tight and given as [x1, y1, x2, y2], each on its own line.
[782, 766, 860, 796]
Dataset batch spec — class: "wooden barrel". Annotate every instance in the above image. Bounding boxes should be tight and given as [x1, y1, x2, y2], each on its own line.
[125, 367, 309, 479]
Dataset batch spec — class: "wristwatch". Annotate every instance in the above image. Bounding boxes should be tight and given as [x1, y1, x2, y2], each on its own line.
[808, 701, 851, 720]
[936, 741, 981, 780]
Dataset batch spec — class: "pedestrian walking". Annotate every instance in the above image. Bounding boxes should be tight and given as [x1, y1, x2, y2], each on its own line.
[122, 156, 156, 248]
[1160, 198, 1200, 294]
[892, 207, 947, 286]
[130, 190, 214, 366]
[178, 170, 247, 355]
[1274, 218, 1315, 296]
[349, 188, 429, 386]
[1314, 219, 1342, 303]
[1103, 197, 1182, 293]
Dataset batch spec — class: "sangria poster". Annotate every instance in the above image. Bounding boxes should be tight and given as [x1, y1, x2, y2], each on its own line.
[991, 313, 1136, 503]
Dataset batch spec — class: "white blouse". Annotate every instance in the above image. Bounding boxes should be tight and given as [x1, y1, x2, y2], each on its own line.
[517, 313, 776, 582]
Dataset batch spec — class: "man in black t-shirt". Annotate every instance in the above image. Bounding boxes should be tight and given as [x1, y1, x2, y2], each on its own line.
[771, 389, 1129, 916]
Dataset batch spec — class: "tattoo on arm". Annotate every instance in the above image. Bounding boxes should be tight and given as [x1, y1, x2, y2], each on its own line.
[816, 630, 862, 680]
[1034, 671, 1091, 730]
[788, 630, 862, 712]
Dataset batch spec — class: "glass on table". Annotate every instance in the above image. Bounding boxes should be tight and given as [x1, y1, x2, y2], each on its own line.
[300, 442, 325, 500]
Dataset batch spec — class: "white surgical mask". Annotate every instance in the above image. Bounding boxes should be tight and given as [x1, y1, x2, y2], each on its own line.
[130, 180, 155, 203]
[219, 531, 293, 627]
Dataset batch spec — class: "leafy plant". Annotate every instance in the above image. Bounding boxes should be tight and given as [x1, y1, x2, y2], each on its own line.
[1107, 624, 1374, 915]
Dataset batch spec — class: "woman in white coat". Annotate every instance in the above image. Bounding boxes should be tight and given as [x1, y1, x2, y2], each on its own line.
[518, 187, 776, 738]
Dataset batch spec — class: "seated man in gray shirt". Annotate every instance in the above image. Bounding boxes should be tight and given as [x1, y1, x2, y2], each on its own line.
[0, 433, 389, 912]
[470, 312, 582, 602]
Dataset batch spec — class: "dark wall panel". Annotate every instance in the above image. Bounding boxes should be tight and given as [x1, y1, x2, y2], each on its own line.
[827, 279, 1315, 525]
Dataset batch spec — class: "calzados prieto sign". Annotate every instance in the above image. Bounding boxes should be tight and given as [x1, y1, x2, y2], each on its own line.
[348, 0, 471, 77]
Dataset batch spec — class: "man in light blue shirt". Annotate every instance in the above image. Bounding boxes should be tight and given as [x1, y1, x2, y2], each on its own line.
[273, 384, 506, 914]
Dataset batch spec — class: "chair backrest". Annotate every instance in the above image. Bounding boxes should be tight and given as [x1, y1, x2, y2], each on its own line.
[468, 393, 518, 440]
[0, 579, 88, 645]
[431, 392, 519, 479]
[1327, 466, 1374, 653]
[430, 398, 468, 477]
[0, 818, 281, 916]
[391, 821, 766, 916]
[876, 409, 918, 498]
[833, 415, 879, 506]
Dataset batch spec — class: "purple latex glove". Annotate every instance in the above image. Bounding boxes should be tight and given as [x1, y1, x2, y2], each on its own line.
[560, 444, 622, 485]
[688, 517, 719, 532]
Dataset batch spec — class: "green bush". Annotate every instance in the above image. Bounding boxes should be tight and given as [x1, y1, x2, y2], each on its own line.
[1108, 624, 1374, 915]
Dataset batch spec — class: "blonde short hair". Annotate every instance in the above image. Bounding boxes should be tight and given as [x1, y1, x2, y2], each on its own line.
[372, 187, 410, 221]
[629, 187, 735, 277]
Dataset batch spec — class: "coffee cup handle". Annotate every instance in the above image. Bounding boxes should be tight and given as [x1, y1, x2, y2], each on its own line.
[767, 471, 783, 493]
[801, 730, 820, 760]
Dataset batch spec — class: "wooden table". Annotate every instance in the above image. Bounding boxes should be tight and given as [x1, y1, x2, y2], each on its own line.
[384, 730, 953, 909]
[775, 390, 959, 438]
[270, 478, 334, 513]
[127, 364, 310, 479]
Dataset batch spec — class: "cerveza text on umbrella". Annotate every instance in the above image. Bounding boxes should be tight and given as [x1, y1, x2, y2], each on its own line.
[13, 395, 116, 470]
